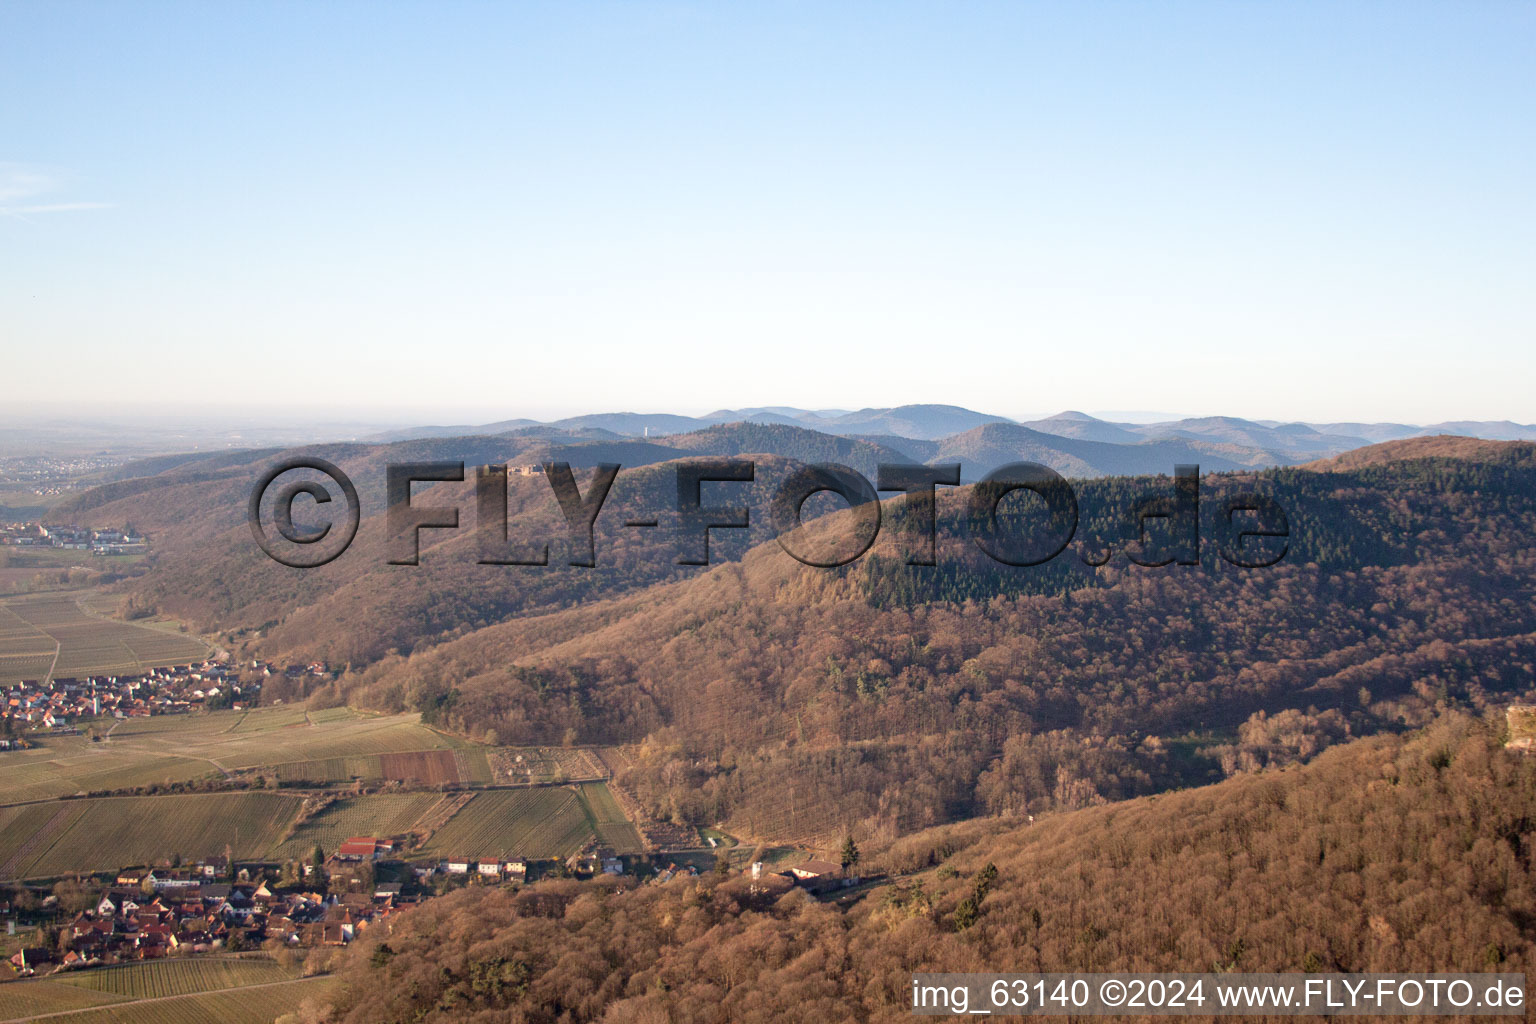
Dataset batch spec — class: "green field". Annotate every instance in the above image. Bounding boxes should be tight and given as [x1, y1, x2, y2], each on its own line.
[0, 792, 301, 879]
[0, 593, 209, 684]
[579, 782, 646, 852]
[0, 974, 335, 1024]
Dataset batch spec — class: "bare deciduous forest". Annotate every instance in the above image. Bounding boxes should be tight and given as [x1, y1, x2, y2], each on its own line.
[308, 714, 1534, 1023]
[52, 438, 1536, 1022]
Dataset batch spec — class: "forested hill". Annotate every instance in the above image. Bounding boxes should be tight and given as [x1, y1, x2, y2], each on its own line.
[331, 444, 1536, 845]
[52, 417, 1312, 661]
[314, 714, 1535, 1024]
[1301, 434, 1534, 470]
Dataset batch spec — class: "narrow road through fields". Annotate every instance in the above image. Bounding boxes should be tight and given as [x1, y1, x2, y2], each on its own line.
[41, 640, 60, 687]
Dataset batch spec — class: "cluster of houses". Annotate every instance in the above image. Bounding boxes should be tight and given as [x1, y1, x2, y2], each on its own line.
[7, 867, 413, 976]
[431, 856, 533, 881]
[0, 523, 148, 556]
[330, 832, 625, 883]
[0, 660, 336, 737]
[429, 846, 626, 881]
[2, 662, 259, 733]
[328, 836, 536, 884]
[0, 457, 125, 497]
[4, 835, 870, 980]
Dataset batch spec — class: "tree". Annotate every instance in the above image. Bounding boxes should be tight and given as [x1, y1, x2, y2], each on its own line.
[52, 879, 91, 915]
[839, 836, 860, 873]
[952, 895, 979, 931]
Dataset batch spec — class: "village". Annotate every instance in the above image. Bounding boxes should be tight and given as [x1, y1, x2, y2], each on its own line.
[0, 458, 129, 500]
[6, 852, 408, 976]
[3, 836, 858, 980]
[0, 660, 334, 743]
[0, 522, 149, 557]
[0, 582, 865, 987]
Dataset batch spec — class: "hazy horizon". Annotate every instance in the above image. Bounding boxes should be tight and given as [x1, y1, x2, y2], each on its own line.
[3, 400, 1533, 436]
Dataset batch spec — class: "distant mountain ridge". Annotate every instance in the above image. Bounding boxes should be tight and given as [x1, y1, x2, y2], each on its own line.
[363, 404, 1536, 463]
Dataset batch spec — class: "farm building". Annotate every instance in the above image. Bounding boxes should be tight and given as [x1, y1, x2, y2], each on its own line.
[335, 837, 392, 861]
[788, 859, 843, 881]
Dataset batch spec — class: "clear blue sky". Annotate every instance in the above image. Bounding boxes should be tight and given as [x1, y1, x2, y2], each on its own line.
[2, 1, 1532, 425]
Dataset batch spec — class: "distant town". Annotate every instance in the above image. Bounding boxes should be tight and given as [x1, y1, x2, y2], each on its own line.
[0, 456, 129, 499]
[1, 522, 148, 557]
[0, 660, 331, 742]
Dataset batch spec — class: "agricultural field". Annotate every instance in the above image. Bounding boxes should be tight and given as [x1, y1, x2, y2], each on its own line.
[418, 783, 644, 860]
[0, 592, 209, 685]
[272, 792, 452, 859]
[0, 735, 221, 804]
[107, 704, 331, 739]
[0, 792, 301, 878]
[487, 745, 607, 785]
[51, 957, 298, 998]
[579, 782, 647, 853]
[419, 788, 593, 860]
[270, 754, 390, 783]
[273, 746, 493, 785]
[0, 974, 335, 1024]
[0, 782, 645, 878]
[0, 699, 644, 877]
[103, 713, 231, 738]
[0, 708, 469, 805]
[228, 704, 312, 732]
[215, 714, 473, 771]
[0, 602, 58, 684]
[0, 978, 123, 1019]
